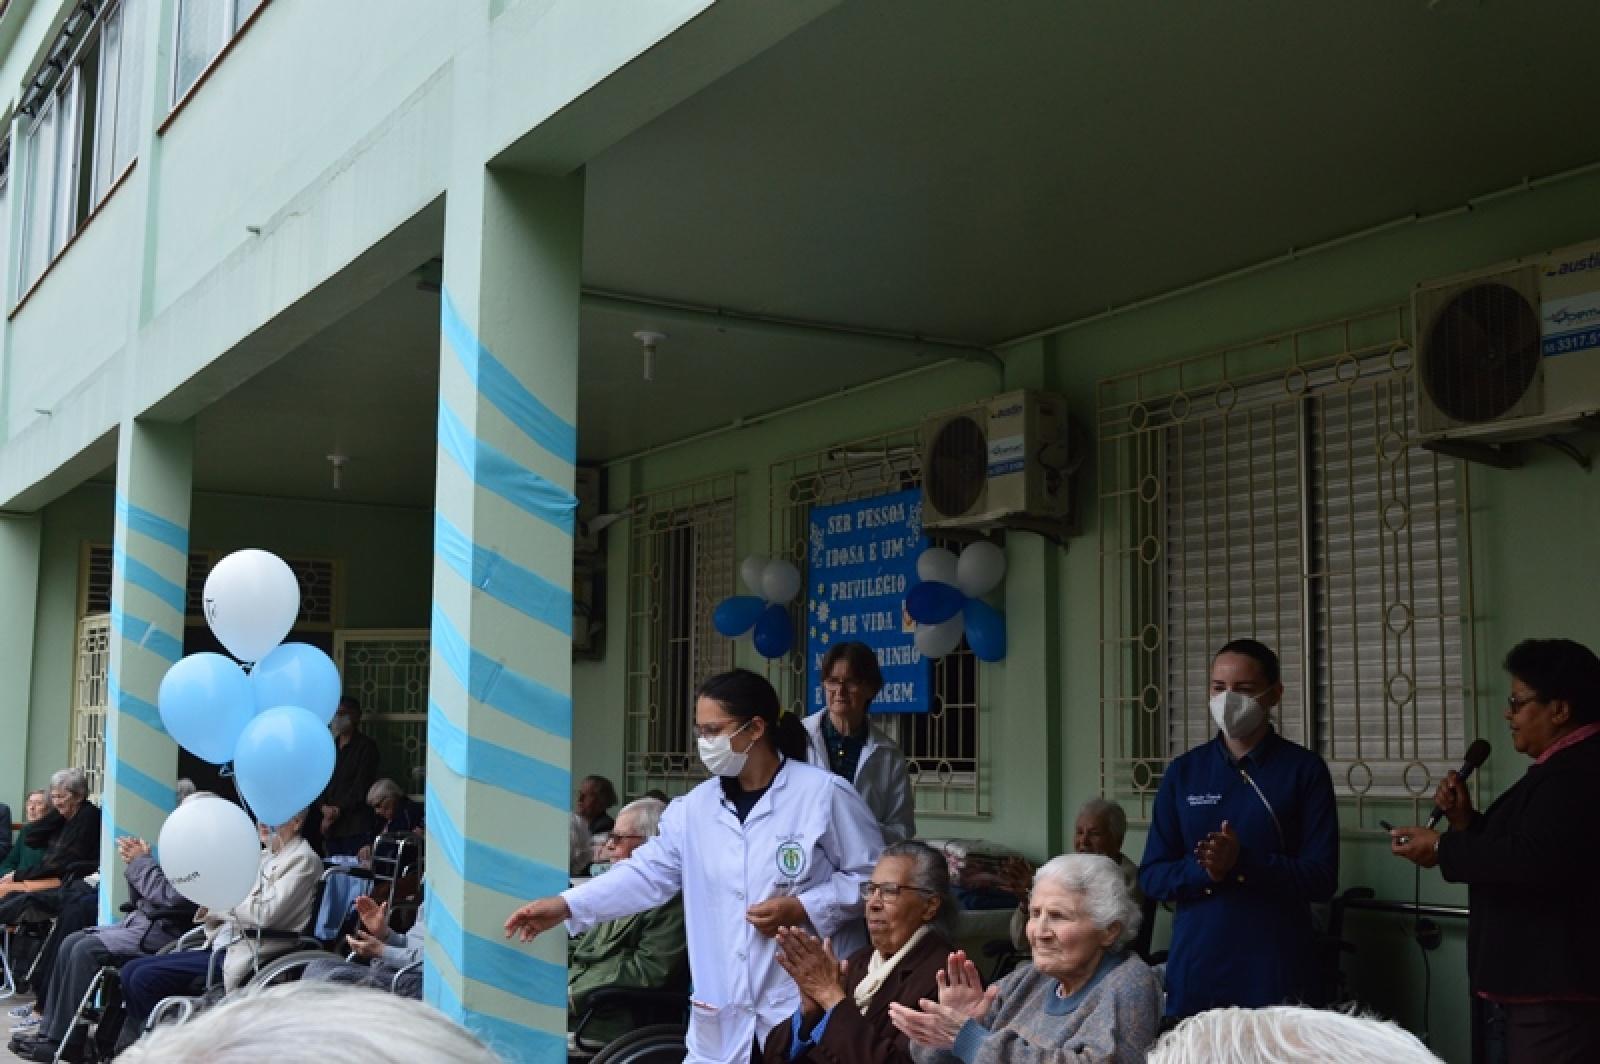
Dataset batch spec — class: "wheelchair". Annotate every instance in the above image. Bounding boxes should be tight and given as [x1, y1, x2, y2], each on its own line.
[0, 861, 100, 1000]
[569, 987, 688, 1063]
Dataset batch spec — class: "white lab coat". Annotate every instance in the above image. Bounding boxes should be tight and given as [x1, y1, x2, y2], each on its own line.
[802, 710, 916, 844]
[562, 758, 883, 1063]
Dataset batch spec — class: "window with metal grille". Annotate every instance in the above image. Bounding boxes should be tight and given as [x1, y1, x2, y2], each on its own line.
[769, 430, 986, 818]
[84, 545, 338, 628]
[335, 630, 430, 799]
[623, 475, 738, 800]
[1098, 309, 1474, 826]
[72, 614, 111, 803]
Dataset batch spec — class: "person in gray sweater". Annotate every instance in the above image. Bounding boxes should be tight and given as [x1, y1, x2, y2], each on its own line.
[302, 895, 424, 998]
[11, 833, 197, 1062]
[891, 854, 1160, 1064]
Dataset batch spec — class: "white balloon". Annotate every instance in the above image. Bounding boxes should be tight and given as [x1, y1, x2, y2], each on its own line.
[740, 555, 770, 595]
[915, 616, 965, 659]
[762, 559, 803, 604]
[157, 795, 262, 911]
[916, 548, 959, 587]
[956, 541, 1007, 598]
[203, 549, 301, 663]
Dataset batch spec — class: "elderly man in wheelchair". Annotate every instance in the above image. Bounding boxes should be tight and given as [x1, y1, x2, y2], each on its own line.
[110, 806, 320, 1053]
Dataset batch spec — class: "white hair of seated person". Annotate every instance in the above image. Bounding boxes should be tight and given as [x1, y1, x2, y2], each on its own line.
[1032, 852, 1141, 948]
[117, 981, 502, 1063]
[1147, 1006, 1442, 1064]
[616, 797, 665, 837]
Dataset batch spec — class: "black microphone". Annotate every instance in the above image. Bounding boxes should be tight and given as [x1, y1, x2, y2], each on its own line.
[1426, 739, 1491, 829]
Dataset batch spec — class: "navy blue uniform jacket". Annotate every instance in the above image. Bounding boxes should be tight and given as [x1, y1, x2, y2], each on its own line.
[1138, 729, 1338, 1017]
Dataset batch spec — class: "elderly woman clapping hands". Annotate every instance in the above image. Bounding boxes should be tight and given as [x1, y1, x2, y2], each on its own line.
[762, 842, 955, 1064]
[891, 854, 1161, 1064]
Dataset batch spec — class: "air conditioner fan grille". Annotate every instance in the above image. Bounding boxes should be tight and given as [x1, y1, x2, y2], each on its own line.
[1423, 281, 1540, 424]
[926, 415, 987, 516]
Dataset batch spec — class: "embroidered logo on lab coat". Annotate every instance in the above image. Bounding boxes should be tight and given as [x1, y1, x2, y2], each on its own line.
[775, 836, 807, 880]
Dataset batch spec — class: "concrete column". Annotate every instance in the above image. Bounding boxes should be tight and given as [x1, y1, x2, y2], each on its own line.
[423, 166, 583, 1062]
[101, 419, 191, 920]
[0, 514, 42, 815]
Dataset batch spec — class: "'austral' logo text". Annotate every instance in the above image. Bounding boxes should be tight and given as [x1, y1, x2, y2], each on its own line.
[1546, 250, 1600, 277]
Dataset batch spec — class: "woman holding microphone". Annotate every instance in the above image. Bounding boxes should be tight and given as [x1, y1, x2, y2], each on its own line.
[506, 669, 884, 1062]
[1390, 638, 1600, 1062]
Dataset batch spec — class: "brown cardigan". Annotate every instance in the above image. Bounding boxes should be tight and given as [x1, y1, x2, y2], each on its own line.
[761, 930, 951, 1064]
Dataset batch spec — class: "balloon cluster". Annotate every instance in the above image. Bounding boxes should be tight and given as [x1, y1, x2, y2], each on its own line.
[156, 549, 340, 909]
[712, 555, 803, 659]
[905, 542, 1008, 662]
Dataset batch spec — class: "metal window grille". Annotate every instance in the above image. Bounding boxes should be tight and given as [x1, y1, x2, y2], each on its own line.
[84, 546, 338, 628]
[623, 474, 738, 800]
[1098, 308, 1475, 826]
[334, 630, 430, 799]
[769, 429, 986, 818]
[72, 613, 111, 803]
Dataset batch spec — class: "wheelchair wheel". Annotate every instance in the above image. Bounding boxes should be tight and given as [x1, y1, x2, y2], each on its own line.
[587, 1024, 688, 1064]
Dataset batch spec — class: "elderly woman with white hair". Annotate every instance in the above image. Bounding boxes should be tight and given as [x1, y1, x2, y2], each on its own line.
[891, 854, 1161, 1064]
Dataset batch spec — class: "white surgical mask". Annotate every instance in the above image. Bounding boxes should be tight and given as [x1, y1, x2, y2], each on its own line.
[697, 719, 755, 777]
[1209, 690, 1268, 739]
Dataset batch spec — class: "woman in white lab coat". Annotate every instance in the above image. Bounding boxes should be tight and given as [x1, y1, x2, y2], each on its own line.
[506, 669, 884, 1063]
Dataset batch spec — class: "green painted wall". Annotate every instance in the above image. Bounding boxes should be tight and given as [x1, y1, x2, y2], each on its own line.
[574, 167, 1600, 1063]
[21, 482, 433, 804]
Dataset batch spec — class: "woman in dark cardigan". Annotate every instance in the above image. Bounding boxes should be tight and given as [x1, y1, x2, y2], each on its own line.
[763, 841, 954, 1064]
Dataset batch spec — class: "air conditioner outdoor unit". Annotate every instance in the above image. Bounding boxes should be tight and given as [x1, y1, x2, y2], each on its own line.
[920, 390, 1071, 532]
[1413, 239, 1600, 442]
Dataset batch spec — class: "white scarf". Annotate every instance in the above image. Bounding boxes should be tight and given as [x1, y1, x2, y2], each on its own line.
[853, 924, 931, 1011]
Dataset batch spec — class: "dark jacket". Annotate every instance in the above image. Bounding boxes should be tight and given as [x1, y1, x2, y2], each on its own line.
[0, 803, 11, 863]
[0, 830, 45, 879]
[1438, 731, 1600, 998]
[86, 853, 197, 955]
[319, 732, 380, 841]
[20, 802, 102, 883]
[1138, 729, 1338, 1016]
[762, 930, 950, 1064]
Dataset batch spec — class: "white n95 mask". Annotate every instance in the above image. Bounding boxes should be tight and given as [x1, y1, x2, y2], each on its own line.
[697, 719, 755, 777]
[1209, 690, 1267, 739]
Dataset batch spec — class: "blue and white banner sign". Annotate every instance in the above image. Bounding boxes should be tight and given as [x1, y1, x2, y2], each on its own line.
[806, 488, 932, 714]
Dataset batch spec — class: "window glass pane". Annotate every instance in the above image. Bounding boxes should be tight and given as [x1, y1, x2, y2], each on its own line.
[19, 103, 58, 291]
[235, 0, 264, 31]
[93, 6, 122, 201]
[173, 0, 225, 102]
[52, 73, 81, 254]
[114, 0, 143, 178]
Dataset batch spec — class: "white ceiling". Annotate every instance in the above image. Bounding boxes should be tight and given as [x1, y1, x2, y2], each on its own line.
[169, 0, 1600, 507]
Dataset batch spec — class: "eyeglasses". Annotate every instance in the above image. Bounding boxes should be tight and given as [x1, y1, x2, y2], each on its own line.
[692, 719, 751, 741]
[1506, 693, 1543, 711]
[823, 679, 864, 693]
[604, 833, 647, 846]
[859, 882, 934, 901]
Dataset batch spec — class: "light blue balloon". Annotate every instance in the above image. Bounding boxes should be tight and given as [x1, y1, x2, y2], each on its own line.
[158, 653, 256, 765]
[251, 643, 342, 723]
[963, 598, 1008, 663]
[233, 705, 336, 826]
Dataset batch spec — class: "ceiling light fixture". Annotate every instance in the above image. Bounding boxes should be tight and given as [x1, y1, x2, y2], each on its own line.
[633, 330, 667, 382]
[327, 453, 348, 491]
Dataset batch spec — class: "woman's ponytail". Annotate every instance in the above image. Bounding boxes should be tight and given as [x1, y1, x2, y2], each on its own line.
[773, 710, 810, 763]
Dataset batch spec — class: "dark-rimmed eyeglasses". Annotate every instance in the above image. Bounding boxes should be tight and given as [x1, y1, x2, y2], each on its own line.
[859, 882, 933, 901]
[823, 679, 865, 693]
[604, 833, 648, 846]
[1506, 693, 1542, 711]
